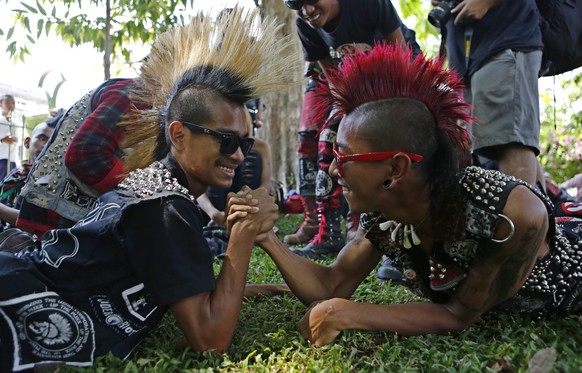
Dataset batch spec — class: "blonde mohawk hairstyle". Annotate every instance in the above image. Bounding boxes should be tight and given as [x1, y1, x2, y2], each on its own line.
[120, 6, 300, 171]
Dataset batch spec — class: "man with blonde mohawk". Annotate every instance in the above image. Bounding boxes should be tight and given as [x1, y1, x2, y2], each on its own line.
[0, 8, 298, 370]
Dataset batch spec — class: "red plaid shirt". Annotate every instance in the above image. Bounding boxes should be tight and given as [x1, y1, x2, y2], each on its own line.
[64, 78, 136, 193]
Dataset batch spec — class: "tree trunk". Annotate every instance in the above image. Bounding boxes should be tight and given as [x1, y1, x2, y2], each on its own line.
[258, 0, 304, 194]
[103, 0, 112, 80]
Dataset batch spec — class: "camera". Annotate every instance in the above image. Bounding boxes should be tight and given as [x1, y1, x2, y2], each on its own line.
[428, 0, 461, 28]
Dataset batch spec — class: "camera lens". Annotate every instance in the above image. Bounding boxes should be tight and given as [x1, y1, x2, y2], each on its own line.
[428, 1, 456, 28]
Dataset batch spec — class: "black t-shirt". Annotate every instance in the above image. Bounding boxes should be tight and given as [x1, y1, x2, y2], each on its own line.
[121, 194, 216, 306]
[444, 0, 543, 79]
[297, 0, 402, 61]
[0, 155, 215, 368]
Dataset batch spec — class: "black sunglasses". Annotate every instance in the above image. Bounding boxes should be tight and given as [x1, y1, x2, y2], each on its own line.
[284, 0, 319, 10]
[181, 121, 255, 157]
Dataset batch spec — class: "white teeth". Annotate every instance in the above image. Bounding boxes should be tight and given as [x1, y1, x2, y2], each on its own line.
[219, 166, 234, 173]
[307, 13, 320, 21]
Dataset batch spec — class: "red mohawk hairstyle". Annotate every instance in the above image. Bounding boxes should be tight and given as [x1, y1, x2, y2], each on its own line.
[316, 43, 472, 157]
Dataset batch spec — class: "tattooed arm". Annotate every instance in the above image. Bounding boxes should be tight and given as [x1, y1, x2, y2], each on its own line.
[447, 185, 550, 319]
[297, 185, 551, 346]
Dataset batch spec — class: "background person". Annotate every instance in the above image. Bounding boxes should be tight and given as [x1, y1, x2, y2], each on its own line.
[0, 94, 19, 180]
[0, 118, 57, 230]
[282, 0, 421, 281]
[430, 0, 544, 189]
[15, 78, 145, 238]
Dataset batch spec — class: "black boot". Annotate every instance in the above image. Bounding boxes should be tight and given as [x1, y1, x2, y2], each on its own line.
[291, 208, 345, 259]
[376, 257, 404, 283]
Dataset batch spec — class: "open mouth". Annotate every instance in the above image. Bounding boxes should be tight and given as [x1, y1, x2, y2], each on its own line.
[305, 12, 320, 22]
[218, 164, 236, 176]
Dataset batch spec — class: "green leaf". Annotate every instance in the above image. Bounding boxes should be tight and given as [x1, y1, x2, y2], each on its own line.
[45, 20, 51, 36]
[26, 34, 35, 43]
[50, 79, 67, 108]
[36, 19, 43, 38]
[122, 361, 139, 373]
[23, 17, 31, 33]
[7, 27, 14, 39]
[20, 2, 38, 14]
[38, 70, 51, 87]
[36, 0, 46, 16]
[6, 41, 17, 55]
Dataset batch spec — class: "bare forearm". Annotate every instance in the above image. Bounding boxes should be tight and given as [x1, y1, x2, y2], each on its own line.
[250, 140, 273, 191]
[172, 221, 258, 353]
[244, 283, 291, 298]
[341, 300, 471, 335]
[382, 28, 406, 50]
[259, 232, 340, 304]
[207, 222, 258, 341]
[258, 151, 272, 191]
[0, 203, 19, 226]
[197, 194, 220, 221]
[306, 298, 473, 346]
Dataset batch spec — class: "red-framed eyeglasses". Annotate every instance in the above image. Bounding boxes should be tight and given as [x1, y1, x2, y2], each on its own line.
[332, 144, 423, 177]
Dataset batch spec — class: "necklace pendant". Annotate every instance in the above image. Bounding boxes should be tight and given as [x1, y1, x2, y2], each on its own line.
[402, 228, 412, 249]
[379, 220, 397, 231]
[391, 222, 402, 242]
[381, 220, 422, 249]
[411, 229, 421, 246]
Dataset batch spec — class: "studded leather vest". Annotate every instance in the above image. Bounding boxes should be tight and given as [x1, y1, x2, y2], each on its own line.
[363, 166, 582, 316]
[19, 91, 100, 222]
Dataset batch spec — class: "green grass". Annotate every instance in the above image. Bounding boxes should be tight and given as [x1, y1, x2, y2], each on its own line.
[65, 214, 582, 372]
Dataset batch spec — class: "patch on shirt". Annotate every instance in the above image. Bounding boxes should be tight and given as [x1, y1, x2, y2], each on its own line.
[318, 128, 336, 144]
[121, 284, 157, 322]
[0, 291, 94, 371]
[561, 202, 582, 217]
[90, 295, 144, 337]
[315, 169, 334, 197]
[60, 179, 98, 209]
[336, 42, 372, 57]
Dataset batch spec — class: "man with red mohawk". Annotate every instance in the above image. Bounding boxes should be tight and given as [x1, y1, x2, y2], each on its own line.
[255, 43, 582, 346]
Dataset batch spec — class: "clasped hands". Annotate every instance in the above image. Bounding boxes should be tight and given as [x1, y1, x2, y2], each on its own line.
[225, 186, 342, 346]
[224, 185, 278, 239]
